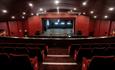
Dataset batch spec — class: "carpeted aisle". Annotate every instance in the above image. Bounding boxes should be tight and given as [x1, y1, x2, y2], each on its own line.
[39, 48, 81, 70]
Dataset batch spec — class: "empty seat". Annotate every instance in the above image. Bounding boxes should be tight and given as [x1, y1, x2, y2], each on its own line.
[81, 45, 90, 48]
[110, 44, 115, 47]
[76, 48, 92, 62]
[69, 44, 80, 56]
[0, 53, 11, 70]
[2, 47, 15, 54]
[14, 47, 28, 54]
[107, 47, 115, 55]
[87, 56, 115, 70]
[10, 54, 34, 70]
[92, 48, 106, 56]
[27, 48, 43, 62]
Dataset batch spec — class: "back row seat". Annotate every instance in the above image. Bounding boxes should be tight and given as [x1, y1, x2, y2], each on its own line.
[0, 53, 34, 70]
[0, 47, 45, 62]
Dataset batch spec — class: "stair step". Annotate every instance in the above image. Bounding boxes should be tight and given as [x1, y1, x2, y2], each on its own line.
[42, 62, 77, 65]
[47, 55, 69, 57]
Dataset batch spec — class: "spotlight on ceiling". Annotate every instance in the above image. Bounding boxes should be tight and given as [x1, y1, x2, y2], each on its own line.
[28, 3, 33, 7]
[54, 0, 60, 5]
[73, 8, 77, 11]
[94, 16, 97, 19]
[11, 16, 15, 19]
[57, 7, 60, 14]
[104, 15, 108, 19]
[39, 8, 43, 11]
[22, 16, 25, 19]
[90, 11, 94, 14]
[31, 13, 34, 16]
[83, 12, 86, 15]
[82, 2, 87, 6]
[2, 9, 8, 13]
[22, 12, 26, 15]
[36, 13, 39, 16]
[108, 7, 114, 11]
[78, 12, 81, 15]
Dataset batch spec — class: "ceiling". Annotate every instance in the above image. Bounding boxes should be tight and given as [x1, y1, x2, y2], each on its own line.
[0, 0, 115, 21]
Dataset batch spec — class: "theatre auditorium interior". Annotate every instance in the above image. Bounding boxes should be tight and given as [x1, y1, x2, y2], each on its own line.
[1, 0, 115, 70]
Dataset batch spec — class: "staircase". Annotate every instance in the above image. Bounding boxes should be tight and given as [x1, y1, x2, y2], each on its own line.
[39, 48, 81, 70]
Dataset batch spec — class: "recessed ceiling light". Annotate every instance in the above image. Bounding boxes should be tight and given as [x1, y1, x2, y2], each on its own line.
[44, 10, 47, 13]
[70, 10, 73, 12]
[57, 7, 60, 14]
[73, 8, 77, 11]
[54, 0, 60, 5]
[108, 7, 114, 11]
[28, 3, 33, 7]
[90, 11, 94, 14]
[22, 16, 25, 19]
[83, 12, 86, 15]
[78, 12, 81, 15]
[94, 16, 97, 18]
[11, 16, 15, 19]
[31, 13, 34, 16]
[104, 15, 108, 19]
[82, 2, 87, 6]
[36, 13, 39, 16]
[39, 8, 43, 11]
[2, 9, 8, 13]
[22, 12, 26, 15]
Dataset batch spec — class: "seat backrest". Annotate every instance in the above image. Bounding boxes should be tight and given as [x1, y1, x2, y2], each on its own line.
[2, 47, 15, 54]
[77, 48, 92, 62]
[27, 47, 43, 62]
[88, 56, 115, 70]
[107, 47, 115, 55]
[14, 47, 28, 54]
[0, 53, 11, 70]
[92, 48, 106, 56]
[10, 54, 34, 70]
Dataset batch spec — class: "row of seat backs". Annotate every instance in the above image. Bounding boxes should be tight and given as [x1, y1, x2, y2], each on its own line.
[76, 47, 115, 62]
[70, 44, 115, 57]
[71, 44, 115, 50]
[0, 47, 43, 62]
[0, 53, 34, 70]
[87, 56, 115, 70]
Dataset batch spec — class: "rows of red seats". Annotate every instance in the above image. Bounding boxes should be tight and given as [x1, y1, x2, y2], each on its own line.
[69, 44, 115, 70]
[0, 45, 48, 70]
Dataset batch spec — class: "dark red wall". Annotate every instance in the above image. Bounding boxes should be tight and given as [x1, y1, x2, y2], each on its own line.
[28, 16, 42, 36]
[75, 16, 89, 36]
[89, 20, 110, 36]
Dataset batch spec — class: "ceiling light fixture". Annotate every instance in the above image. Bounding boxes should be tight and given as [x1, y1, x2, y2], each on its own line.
[108, 7, 114, 11]
[22, 16, 25, 19]
[54, 0, 60, 5]
[2, 9, 8, 13]
[94, 16, 97, 19]
[104, 15, 108, 19]
[31, 13, 34, 16]
[82, 2, 87, 6]
[83, 12, 86, 15]
[39, 8, 43, 11]
[11, 16, 15, 19]
[28, 3, 33, 7]
[22, 12, 26, 15]
[78, 12, 81, 15]
[73, 8, 77, 11]
[90, 11, 94, 14]
[36, 13, 39, 16]
[57, 7, 60, 14]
